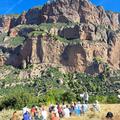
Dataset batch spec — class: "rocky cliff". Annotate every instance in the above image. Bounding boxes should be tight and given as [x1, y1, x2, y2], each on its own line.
[0, 0, 120, 78]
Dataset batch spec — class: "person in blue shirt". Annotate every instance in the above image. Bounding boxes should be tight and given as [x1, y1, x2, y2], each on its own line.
[23, 111, 31, 120]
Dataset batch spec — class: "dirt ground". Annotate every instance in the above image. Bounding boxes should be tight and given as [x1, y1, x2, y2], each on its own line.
[0, 104, 120, 120]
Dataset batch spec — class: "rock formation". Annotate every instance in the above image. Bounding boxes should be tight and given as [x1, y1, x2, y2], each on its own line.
[0, 0, 120, 77]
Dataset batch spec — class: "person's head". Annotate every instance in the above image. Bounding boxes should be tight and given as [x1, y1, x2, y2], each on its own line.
[106, 112, 113, 119]
[83, 101, 85, 104]
[66, 105, 68, 108]
[50, 106, 54, 112]
[78, 101, 80, 104]
[35, 108, 38, 111]
[57, 104, 60, 107]
[26, 108, 29, 113]
[42, 106, 46, 111]
[13, 111, 17, 115]
[32, 105, 35, 108]
[39, 104, 42, 108]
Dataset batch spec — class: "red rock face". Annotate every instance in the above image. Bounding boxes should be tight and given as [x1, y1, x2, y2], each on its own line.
[1, 0, 119, 29]
[1, 0, 120, 75]
[0, 55, 5, 67]
[0, 16, 11, 33]
[107, 38, 120, 69]
[20, 0, 119, 29]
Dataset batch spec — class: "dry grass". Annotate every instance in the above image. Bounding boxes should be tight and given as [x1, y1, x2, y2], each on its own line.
[0, 104, 120, 120]
[0, 109, 14, 120]
[62, 104, 120, 120]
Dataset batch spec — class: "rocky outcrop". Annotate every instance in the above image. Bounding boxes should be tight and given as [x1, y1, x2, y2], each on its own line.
[0, 55, 5, 67]
[107, 33, 120, 69]
[0, 16, 11, 33]
[1, 0, 120, 77]
[26, 8, 42, 24]
[18, 35, 64, 68]
[18, 0, 119, 30]
[0, 15, 18, 34]
[0, 0, 120, 31]
[9, 28, 19, 37]
[1, 25, 120, 75]
[58, 25, 80, 40]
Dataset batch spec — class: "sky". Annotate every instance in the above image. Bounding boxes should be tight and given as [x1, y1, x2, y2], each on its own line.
[0, 0, 120, 15]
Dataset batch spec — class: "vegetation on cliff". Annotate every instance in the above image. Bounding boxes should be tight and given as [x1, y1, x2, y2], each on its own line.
[0, 67, 120, 110]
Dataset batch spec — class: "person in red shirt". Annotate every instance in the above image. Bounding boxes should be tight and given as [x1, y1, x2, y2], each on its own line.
[31, 105, 36, 119]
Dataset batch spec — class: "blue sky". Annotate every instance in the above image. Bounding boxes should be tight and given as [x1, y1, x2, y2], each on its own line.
[0, 0, 120, 14]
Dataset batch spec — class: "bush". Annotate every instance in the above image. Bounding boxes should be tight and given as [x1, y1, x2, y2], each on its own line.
[44, 89, 65, 105]
[0, 33, 7, 43]
[0, 86, 39, 110]
[89, 96, 107, 103]
[62, 91, 76, 103]
[107, 95, 120, 104]
[10, 36, 25, 46]
[89, 95, 120, 104]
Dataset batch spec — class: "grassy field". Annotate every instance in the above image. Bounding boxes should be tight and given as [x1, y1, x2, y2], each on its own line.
[0, 104, 120, 120]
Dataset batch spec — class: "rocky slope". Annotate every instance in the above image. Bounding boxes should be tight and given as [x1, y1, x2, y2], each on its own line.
[0, 0, 120, 79]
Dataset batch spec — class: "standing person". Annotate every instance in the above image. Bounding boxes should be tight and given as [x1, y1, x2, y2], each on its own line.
[23, 106, 28, 115]
[57, 104, 63, 118]
[69, 103, 74, 116]
[50, 110, 59, 120]
[11, 111, 20, 120]
[31, 105, 36, 120]
[81, 101, 88, 114]
[83, 92, 89, 104]
[63, 105, 70, 118]
[34, 108, 39, 120]
[75, 102, 81, 116]
[23, 111, 31, 120]
[41, 107, 48, 120]
[54, 105, 59, 117]
[93, 100, 100, 112]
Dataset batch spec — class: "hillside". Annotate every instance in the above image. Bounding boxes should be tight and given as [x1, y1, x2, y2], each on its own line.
[0, 0, 120, 109]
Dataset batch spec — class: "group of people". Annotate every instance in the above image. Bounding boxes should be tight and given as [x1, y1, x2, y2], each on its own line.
[21, 100, 101, 120]
[10, 92, 100, 120]
[10, 100, 114, 120]
[10, 92, 114, 120]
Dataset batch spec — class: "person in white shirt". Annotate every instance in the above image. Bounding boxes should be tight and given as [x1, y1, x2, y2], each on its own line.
[41, 107, 48, 120]
[54, 105, 59, 117]
[82, 102, 88, 113]
[83, 92, 89, 103]
[23, 106, 29, 114]
[77, 101, 82, 109]
[63, 105, 70, 118]
[93, 100, 100, 112]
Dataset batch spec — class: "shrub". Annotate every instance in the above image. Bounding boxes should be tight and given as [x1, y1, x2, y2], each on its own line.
[0, 33, 7, 43]
[10, 36, 25, 46]
[44, 89, 65, 105]
[89, 95, 120, 104]
[107, 95, 120, 104]
[0, 86, 39, 110]
[62, 91, 76, 103]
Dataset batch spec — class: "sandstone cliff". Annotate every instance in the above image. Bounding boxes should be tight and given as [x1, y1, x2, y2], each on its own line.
[0, 0, 120, 78]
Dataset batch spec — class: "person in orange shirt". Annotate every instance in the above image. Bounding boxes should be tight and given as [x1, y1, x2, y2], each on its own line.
[51, 111, 59, 120]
